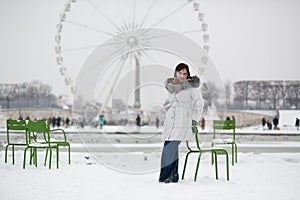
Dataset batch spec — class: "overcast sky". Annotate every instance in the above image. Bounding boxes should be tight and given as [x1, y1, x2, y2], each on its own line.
[0, 0, 299, 104]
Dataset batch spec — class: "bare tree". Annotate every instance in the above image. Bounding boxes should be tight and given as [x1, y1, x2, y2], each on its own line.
[250, 81, 268, 109]
[0, 81, 57, 109]
[201, 81, 220, 108]
[266, 81, 281, 109]
[224, 81, 232, 108]
[40, 84, 52, 107]
[286, 81, 300, 109]
[0, 84, 16, 108]
[233, 81, 251, 109]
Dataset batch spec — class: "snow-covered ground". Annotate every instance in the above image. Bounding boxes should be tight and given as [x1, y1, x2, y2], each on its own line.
[1, 109, 300, 200]
[0, 150, 299, 200]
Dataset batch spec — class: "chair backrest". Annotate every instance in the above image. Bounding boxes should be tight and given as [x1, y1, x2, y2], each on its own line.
[191, 120, 202, 150]
[7, 119, 27, 130]
[6, 119, 27, 144]
[27, 120, 50, 144]
[213, 120, 236, 140]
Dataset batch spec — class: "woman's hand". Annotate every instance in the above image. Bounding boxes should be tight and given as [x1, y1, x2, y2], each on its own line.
[173, 78, 179, 84]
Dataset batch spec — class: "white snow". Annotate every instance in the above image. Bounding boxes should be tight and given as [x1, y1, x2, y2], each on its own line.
[279, 110, 300, 127]
[1, 147, 300, 200]
[1, 109, 300, 199]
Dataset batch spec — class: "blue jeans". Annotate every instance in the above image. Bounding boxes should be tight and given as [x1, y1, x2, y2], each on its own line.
[159, 141, 181, 183]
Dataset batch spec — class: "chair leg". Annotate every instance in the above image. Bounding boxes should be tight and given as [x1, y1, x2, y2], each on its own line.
[12, 145, 15, 165]
[214, 152, 218, 180]
[48, 148, 52, 169]
[234, 142, 238, 164]
[231, 144, 234, 166]
[44, 148, 49, 166]
[5, 144, 9, 163]
[34, 148, 38, 167]
[68, 144, 71, 164]
[56, 146, 59, 169]
[182, 151, 192, 180]
[30, 148, 35, 166]
[225, 151, 230, 181]
[23, 147, 29, 169]
[194, 153, 202, 181]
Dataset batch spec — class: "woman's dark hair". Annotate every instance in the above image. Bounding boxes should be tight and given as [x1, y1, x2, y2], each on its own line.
[174, 63, 191, 79]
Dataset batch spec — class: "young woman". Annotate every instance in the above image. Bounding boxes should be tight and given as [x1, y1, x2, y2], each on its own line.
[159, 63, 203, 183]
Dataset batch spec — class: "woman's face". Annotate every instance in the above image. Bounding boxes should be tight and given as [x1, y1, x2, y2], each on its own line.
[176, 68, 188, 80]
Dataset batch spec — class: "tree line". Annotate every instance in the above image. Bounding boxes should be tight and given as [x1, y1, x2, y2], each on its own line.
[0, 80, 58, 109]
[1, 80, 299, 110]
[233, 80, 300, 109]
[200, 80, 300, 110]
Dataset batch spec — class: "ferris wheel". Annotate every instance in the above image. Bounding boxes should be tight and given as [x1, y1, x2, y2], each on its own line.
[55, 0, 214, 110]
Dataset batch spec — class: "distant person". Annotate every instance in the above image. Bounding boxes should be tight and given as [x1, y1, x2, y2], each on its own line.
[136, 114, 141, 129]
[51, 116, 56, 127]
[273, 115, 279, 130]
[232, 115, 235, 121]
[155, 116, 160, 129]
[80, 119, 85, 128]
[57, 116, 61, 127]
[267, 120, 272, 130]
[65, 117, 70, 128]
[296, 118, 300, 131]
[262, 117, 266, 129]
[226, 116, 230, 120]
[200, 117, 205, 130]
[99, 115, 105, 129]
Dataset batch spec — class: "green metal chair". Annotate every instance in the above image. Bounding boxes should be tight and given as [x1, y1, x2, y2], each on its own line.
[182, 120, 229, 181]
[212, 120, 237, 166]
[45, 121, 71, 165]
[5, 120, 27, 164]
[23, 120, 58, 169]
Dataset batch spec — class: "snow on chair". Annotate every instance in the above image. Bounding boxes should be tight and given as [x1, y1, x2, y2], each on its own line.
[212, 120, 237, 166]
[182, 120, 230, 181]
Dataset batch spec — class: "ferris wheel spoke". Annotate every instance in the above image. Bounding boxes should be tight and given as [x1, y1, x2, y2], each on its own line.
[78, 43, 129, 77]
[61, 44, 100, 53]
[132, 0, 136, 29]
[61, 37, 127, 53]
[87, 0, 124, 34]
[182, 29, 203, 34]
[102, 57, 127, 109]
[136, 29, 203, 44]
[136, 0, 157, 34]
[136, 32, 182, 44]
[135, 1, 192, 39]
[136, 45, 158, 64]
[65, 20, 117, 37]
[123, 21, 131, 33]
[149, 1, 191, 30]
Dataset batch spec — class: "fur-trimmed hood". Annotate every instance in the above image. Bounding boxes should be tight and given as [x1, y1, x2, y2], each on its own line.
[165, 75, 200, 93]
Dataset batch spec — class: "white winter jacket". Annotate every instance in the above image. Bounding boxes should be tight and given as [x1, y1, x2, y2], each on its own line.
[162, 82, 203, 142]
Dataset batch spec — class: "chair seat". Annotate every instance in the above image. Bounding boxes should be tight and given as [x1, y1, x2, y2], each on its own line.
[28, 143, 57, 148]
[50, 140, 69, 145]
[212, 138, 234, 144]
[202, 146, 226, 151]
